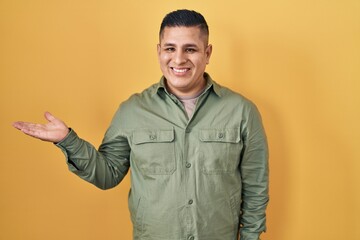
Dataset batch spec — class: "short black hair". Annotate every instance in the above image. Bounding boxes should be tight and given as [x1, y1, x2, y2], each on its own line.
[159, 9, 209, 39]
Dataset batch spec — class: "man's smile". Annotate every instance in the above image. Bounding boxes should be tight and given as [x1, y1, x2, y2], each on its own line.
[171, 67, 190, 73]
[171, 67, 191, 75]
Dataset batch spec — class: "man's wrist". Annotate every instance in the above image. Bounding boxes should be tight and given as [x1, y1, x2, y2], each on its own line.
[55, 128, 72, 145]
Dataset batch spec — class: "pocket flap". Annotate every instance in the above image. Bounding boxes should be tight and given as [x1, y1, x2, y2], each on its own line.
[199, 129, 240, 143]
[133, 128, 174, 144]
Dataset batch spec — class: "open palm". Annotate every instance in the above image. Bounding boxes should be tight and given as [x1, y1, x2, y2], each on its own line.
[13, 112, 69, 143]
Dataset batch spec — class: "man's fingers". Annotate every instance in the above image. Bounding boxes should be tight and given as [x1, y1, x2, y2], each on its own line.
[12, 121, 32, 130]
[13, 121, 43, 132]
[12, 121, 41, 138]
[44, 111, 56, 122]
[12, 121, 22, 130]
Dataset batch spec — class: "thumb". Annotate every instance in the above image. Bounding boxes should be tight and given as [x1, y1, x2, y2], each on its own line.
[44, 111, 56, 122]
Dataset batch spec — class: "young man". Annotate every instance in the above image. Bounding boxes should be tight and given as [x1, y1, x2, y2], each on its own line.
[13, 9, 269, 240]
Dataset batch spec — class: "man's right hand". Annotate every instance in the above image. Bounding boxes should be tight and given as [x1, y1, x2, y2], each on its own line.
[12, 112, 70, 143]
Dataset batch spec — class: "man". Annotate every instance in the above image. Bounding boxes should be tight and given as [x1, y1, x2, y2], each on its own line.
[13, 9, 269, 240]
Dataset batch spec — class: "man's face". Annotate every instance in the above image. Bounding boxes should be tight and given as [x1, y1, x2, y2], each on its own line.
[157, 26, 212, 97]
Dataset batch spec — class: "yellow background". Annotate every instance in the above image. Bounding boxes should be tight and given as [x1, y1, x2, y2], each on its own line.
[1, 0, 359, 239]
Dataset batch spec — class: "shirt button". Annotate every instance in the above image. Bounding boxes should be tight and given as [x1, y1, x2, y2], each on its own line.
[186, 162, 191, 168]
[149, 134, 156, 140]
[188, 199, 193, 205]
[188, 236, 194, 240]
[218, 133, 224, 139]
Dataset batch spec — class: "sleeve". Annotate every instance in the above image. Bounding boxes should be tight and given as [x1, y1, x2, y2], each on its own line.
[55, 110, 131, 190]
[239, 104, 269, 240]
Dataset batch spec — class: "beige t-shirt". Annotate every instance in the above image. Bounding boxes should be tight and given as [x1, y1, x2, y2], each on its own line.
[179, 96, 198, 119]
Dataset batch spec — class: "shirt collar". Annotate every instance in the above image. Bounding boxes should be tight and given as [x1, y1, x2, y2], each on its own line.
[152, 72, 223, 98]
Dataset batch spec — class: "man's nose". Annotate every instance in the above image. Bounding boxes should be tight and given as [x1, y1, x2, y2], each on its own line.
[174, 50, 187, 64]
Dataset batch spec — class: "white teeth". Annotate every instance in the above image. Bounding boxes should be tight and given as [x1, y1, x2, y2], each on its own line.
[172, 68, 189, 73]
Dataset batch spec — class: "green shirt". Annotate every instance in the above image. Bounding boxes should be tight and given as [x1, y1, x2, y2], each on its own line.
[57, 73, 269, 240]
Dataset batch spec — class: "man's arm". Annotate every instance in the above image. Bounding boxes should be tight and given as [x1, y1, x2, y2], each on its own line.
[240, 105, 269, 240]
[13, 112, 130, 190]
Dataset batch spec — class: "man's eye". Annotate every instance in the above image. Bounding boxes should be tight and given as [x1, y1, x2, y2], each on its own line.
[165, 48, 175, 52]
[186, 48, 196, 53]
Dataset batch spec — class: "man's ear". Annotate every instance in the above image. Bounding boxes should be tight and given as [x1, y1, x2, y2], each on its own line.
[206, 44, 213, 64]
[157, 44, 161, 56]
[156, 44, 162, 64]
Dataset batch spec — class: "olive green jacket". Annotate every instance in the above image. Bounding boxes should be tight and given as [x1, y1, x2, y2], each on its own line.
[57, 73, 269, 240]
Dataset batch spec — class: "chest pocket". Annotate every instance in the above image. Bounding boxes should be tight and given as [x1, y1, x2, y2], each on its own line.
[199, 128, 242, 174]
[132, 128, 176, 175]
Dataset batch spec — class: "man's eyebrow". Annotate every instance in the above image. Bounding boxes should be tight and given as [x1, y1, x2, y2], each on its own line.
[162, 43, 200, 48]
[183, 43, 199, 48]
[162, 43, 176, 47]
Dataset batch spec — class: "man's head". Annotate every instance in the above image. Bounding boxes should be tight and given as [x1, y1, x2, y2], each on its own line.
[157, 10, 212, 97]
[159, 9, 209, 45]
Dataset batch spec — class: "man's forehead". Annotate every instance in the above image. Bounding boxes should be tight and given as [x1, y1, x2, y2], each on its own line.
[159, 26, 208, 44]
